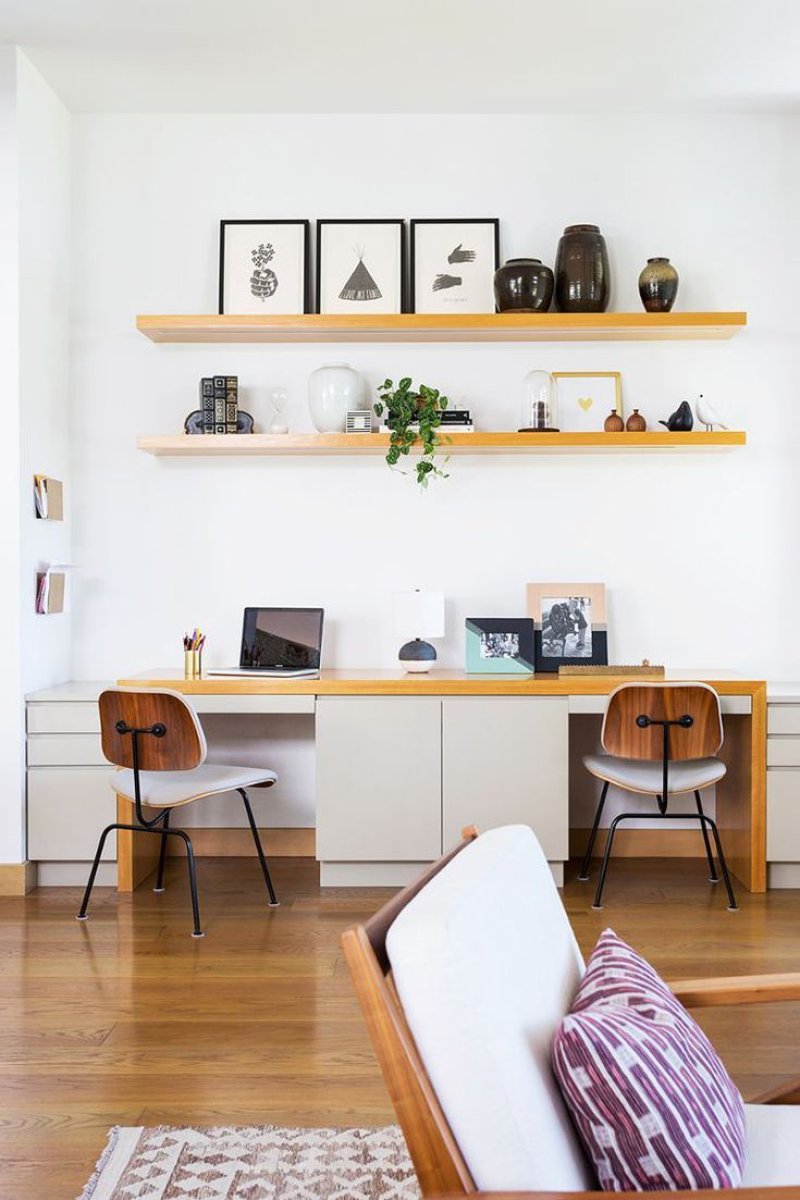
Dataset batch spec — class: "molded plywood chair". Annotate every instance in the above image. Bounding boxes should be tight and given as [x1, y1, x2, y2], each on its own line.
[77, 688, 279, 936]
[342, 826, 800, 1199]
[580, 681, 737, 910]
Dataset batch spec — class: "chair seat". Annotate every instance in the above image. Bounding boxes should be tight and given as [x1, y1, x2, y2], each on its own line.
[583, 753, 726, 795]
[742, 1102, 800, 1186]
[111, 762, 278, 809]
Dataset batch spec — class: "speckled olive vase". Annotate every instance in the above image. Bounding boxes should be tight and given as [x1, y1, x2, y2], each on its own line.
[638, 257, 679, 312]
[554, 224, 610, 312]
[493, 258, 554, 312]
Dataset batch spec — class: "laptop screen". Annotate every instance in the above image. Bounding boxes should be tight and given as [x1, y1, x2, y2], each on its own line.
[240, 607, 323, 670]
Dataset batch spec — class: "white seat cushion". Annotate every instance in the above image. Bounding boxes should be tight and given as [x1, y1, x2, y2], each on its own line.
[385, 825, 593, 1193]
[111, 762, 277, 808]
[742, 1103, 800, 1186]
[583, 753, 726, 795]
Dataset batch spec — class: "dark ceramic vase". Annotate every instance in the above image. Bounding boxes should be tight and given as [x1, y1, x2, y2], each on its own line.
[638, 257, 679, 312]
[554, 224, 610, 312]
[494, 258, 554, 313]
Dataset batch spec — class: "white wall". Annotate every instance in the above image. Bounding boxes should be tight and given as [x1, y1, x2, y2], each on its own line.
[0, 48, 71, 864]
[69, 112, 800, 828]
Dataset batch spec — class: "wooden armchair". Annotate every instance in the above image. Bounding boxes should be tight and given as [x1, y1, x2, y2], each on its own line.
[342, 826, 800, 1198]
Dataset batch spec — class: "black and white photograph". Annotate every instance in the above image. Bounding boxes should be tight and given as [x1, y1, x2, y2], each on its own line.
[541, 596, 592, 658]
[317, 220, 405, 314]
[527, 581, 608, 672]
[480, 631, 520, 659]
[218, 220, 310, 315]
[410, 219, 499, 313]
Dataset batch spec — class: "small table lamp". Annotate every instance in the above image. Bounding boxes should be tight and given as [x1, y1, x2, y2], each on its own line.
[392, 591, 445, 673]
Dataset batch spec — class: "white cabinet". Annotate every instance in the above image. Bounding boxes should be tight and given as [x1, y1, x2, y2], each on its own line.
[316, 697, 442, 862]
[442, 697, 569, 858]
[766, 697, 800, 877]
[28, 768, 116, 861]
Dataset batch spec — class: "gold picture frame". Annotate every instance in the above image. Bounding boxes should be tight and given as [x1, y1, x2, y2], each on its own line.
[552, 371, 622, 432]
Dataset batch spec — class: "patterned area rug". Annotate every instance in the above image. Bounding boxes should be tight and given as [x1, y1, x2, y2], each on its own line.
[79, 1125, 420, 1200]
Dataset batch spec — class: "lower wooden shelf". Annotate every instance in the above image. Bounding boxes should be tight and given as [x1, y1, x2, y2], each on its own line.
[137, 431, 746, 457]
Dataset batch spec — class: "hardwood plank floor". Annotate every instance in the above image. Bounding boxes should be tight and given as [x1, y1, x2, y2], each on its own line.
[0, 855, 798, 1200]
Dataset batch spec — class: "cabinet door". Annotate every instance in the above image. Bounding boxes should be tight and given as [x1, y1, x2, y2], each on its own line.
[28, 768, 117, 861]
[316, 697, 442, 861]
[442, 697, 569, 858]
[767, 771, 800, 861]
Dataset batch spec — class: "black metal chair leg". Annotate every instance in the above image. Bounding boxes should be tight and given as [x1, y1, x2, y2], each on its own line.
[153, 810, 171, 892]
[694, 791, 719, 882]
[578, 781, 609, 881]
[173, 830, 204, 936]
[704, 816, 738, 910]
[238, 789, 279, 906]
[77, 823, 116, 920]
[593, 813, 626, 909]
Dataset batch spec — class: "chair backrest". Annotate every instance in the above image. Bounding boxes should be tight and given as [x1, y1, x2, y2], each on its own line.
[99, 688, 206, 771]
[602, 682, 723, 761]
[342, 826, 592, 1196]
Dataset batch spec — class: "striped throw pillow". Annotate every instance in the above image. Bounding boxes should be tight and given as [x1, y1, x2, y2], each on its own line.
[552, 930, 746, 1191]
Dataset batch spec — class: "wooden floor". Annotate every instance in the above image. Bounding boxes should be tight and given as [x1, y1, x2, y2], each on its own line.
[1, 856, 800, 1200]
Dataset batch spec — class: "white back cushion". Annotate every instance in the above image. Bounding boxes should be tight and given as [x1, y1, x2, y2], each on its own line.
[386, 825, 592, 1192]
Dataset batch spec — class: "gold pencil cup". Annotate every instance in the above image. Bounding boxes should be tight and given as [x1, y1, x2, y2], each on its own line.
[184, 649, 202, 679]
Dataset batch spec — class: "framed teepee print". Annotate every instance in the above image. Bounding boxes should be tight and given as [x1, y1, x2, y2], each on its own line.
[317, 220, 406, 314]
[410, 218, 499, 314]
[219, 220, 310, 314]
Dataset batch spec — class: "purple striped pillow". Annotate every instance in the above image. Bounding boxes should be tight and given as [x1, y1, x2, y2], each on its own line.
[552, 931, 745, 1191]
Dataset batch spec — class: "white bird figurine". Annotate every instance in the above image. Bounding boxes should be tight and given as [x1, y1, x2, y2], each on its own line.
[695, 394, 729, 432]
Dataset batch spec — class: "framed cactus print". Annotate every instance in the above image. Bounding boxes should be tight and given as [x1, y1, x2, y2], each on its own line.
[219, 220, 310, 315]
[317, 220, 406, 315]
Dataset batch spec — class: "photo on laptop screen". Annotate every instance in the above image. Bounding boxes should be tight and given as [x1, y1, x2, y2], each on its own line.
[240, 608, 323, 670]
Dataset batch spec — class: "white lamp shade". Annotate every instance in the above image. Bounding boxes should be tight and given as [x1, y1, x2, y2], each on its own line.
[392, 591, 445, 639]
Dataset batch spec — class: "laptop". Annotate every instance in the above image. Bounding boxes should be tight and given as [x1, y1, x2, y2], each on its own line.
[207, 607, 324, 678]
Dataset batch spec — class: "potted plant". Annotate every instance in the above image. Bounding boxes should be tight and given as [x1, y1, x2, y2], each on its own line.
[373, 377, 450, 488]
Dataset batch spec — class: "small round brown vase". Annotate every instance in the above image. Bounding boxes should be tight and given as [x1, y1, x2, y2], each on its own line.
[604, 409, 624, 432]
[638, 257, 679, 312]
[494, 258, 554, 312]
[626, 408, 647, 432]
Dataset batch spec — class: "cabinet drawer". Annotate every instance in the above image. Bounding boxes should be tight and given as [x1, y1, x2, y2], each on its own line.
[767, 738, 800, 768]
[27, 734, 106, 766]
[28, 767, 116, 861]
[767, 771, 800, 861]
[768, 706, 800, 736]
[27, 702, 100, 734]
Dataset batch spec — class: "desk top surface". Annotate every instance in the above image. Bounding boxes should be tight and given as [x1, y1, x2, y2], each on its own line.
[115, 667, 765, 697]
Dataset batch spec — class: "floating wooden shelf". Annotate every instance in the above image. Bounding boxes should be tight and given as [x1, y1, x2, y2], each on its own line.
[137, 431, 746, 457]
[136, 312, 747, 344]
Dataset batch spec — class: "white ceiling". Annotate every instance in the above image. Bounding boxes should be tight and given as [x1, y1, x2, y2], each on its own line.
[2, 0, 799, 115]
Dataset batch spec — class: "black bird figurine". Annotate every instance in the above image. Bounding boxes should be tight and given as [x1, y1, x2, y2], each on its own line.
[659, 400, 694, 431]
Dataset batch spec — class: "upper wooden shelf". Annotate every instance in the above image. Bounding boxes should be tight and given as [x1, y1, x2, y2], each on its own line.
[138, 431, 746, 457]
[135, 312, 747, 344]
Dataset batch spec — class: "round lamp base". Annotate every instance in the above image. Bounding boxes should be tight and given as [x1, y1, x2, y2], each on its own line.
[399, 639, 437, 674]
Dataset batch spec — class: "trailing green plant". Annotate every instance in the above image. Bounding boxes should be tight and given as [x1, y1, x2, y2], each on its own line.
[373, 377, 450, 488]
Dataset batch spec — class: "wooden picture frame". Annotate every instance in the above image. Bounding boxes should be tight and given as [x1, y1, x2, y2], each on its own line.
[316, 219, 406, 315]
[527, 582, 608, 673]
[218, 219, 310, 315]
[553, 372, 623, 432]
[410, 218, 500, 314]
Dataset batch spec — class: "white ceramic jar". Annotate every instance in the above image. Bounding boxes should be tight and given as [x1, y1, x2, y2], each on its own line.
[308, 364, 367, 433]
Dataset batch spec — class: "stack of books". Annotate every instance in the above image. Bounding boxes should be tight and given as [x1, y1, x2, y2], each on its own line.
[200, 376, 238, 433]
[380, 408, 475, 433]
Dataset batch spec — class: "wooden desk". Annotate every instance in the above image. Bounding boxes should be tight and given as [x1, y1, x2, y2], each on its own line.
[117, 669, 766, 895]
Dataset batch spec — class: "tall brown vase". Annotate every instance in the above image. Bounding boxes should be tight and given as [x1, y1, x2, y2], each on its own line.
[554, 224, 610, 313]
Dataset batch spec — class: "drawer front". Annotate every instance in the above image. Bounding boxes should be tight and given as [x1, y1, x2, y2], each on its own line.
[768, 705, 800, 736]
[190, 695, 315, 715]
[27, 734, 106, 767]
[28, 767, 116, 860]
[27, 702, 100, 734]
[767, 738, 800, 768]
[767, 771, 800, 861]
